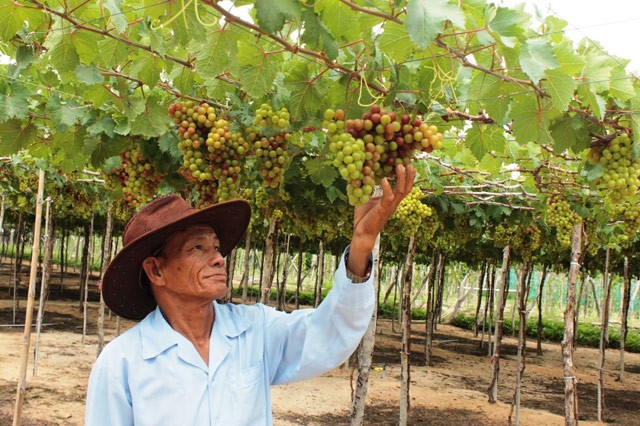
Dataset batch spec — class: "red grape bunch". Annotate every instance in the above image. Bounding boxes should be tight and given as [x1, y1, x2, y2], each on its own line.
[110, 146, 163, 209]
[168, 100, 249, 203]
[323, 105, 443, 206]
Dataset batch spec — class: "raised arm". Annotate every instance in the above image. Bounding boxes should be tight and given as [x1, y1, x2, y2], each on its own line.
[346, 164, 416, 276]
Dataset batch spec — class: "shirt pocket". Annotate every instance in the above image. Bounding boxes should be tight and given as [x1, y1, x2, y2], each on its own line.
[229, 361, 267, 425]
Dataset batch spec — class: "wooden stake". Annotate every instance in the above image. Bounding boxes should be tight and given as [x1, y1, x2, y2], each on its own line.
[13, 168, 45, 426]
[561, 222, 583, 426]
[33, 197, 52, 377]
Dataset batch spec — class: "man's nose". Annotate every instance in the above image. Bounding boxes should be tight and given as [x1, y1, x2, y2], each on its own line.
[209, 249, 225, 267]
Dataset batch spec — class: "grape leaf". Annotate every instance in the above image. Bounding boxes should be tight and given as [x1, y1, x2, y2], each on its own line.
[488, 6, 528, 38]
[283, 62, 325, 121]
[577, 84, 605, 120]
[0, 84, 31, 120]
[46, 95, 86, 129]
[90, 135, 126, 168]
[191, 27, 241, 81]
[554, 40, 584, 75]
[0, 3, 45, 42]
[300, 9, 338, 61]
[0, 120, 37, 155]
[71, 31, 104, 64]
[103, 0, 128, 34]
[609, 66, 634, 101]
[75, 64, 105, 85]
[238, 41, 280, 98]
[466, 124, 506, 160]
[379, 22, 414, 63]
[47, 33, 80, 75]
[317, 0, 360, 43]
[87, 115, 117, 137]
[130, 52, 166, 89]
[549, 116, 590, 154]
[304, 158, 338, 187]
[406, 0, 465, 50]
[129, 96, 172, 138]
[519, 39, 558, 84]
[509, 96, 553, 144]
[158, 132, 182, 158]
[255, 0, 301, 34]
[543, 68, 577, 112]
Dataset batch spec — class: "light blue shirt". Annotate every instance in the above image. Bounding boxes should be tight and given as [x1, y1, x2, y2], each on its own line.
[85, 250, 374, 426]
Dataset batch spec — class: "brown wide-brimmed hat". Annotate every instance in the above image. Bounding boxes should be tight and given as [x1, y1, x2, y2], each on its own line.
[101, 194, 251, 321]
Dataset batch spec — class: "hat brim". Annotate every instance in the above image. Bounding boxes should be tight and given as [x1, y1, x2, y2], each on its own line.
[102, 199, 251, 321]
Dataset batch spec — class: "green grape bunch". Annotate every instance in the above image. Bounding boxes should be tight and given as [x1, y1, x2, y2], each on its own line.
[545, 195, 581, 248]
[587, 133, 640, 204]
[511, 224, 541, 259]
[323, 105, 444, 206]
[392, 187, 433, 237]
[493, 222, 516, 248]
[247, 104, 292, 189]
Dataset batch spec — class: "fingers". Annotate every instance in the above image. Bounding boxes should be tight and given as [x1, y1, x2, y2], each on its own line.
[385, 164, 415, 205]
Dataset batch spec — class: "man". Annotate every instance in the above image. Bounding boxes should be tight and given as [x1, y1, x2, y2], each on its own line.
[85, 164, 415, 425]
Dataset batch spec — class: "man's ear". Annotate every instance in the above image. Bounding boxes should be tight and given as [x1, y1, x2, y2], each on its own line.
[142, 257, 164, 286]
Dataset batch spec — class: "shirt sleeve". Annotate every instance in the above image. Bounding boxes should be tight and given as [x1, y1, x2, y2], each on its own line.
[85, 349, 134, 426]
[264, 246, 375, 385]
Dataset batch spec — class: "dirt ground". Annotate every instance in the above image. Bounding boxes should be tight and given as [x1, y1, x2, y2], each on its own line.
[1, 266, 639, 425]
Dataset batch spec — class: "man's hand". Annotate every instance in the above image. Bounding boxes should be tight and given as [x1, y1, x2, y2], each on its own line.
[346, 164, 416, 276]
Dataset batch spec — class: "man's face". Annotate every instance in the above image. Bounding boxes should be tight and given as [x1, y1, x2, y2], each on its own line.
[153, 225, 228, 303]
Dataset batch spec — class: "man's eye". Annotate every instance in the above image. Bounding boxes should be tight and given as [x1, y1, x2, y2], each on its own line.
[190, 245, 203, 251]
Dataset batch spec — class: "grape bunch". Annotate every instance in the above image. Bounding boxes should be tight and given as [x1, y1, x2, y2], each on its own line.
[610, 202, 640, 242]
[545, 195, 581, 248]
[511, 224, 541, 259]
[109, 146, 163, 209]
[392, 187, 433, 237]
[247, 103, 291, 189]
[493, 222, 516, 248]
[587, 133, 640, 203]
[323, 105, 444, 206]
[168, 100, 249, 203]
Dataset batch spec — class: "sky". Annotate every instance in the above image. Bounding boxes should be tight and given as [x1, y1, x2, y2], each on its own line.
[499, 0, 640, 74]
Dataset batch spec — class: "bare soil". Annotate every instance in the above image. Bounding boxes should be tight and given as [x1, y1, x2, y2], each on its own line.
[1, 264, 639, 425]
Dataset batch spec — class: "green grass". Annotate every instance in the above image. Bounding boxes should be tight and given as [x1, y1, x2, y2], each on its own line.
[451, 313, 640, 353]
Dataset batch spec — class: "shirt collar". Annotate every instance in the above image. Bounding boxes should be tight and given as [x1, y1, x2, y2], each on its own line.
[139, 302, 253, 359]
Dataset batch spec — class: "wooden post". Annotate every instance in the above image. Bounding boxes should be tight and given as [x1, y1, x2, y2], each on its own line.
[399, 234, 417, 426]
[260, 217, 278, 305]
[618, 256, 631, 381]
[13, 168, 45, 426]
[350, 235, 381, 426]
[510, 260, 531, 426]
[314, 240, 325, 308]
[536, 264, 548, 356]
[241, 232, 251, 303]
[488, 245, 511, 403]
[97, 209, 114, 357]
[82, 214, 94, 344]
[562, 222, 582, 426]
[33, 197, 52, 376]
[597, 247, 613, 422]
